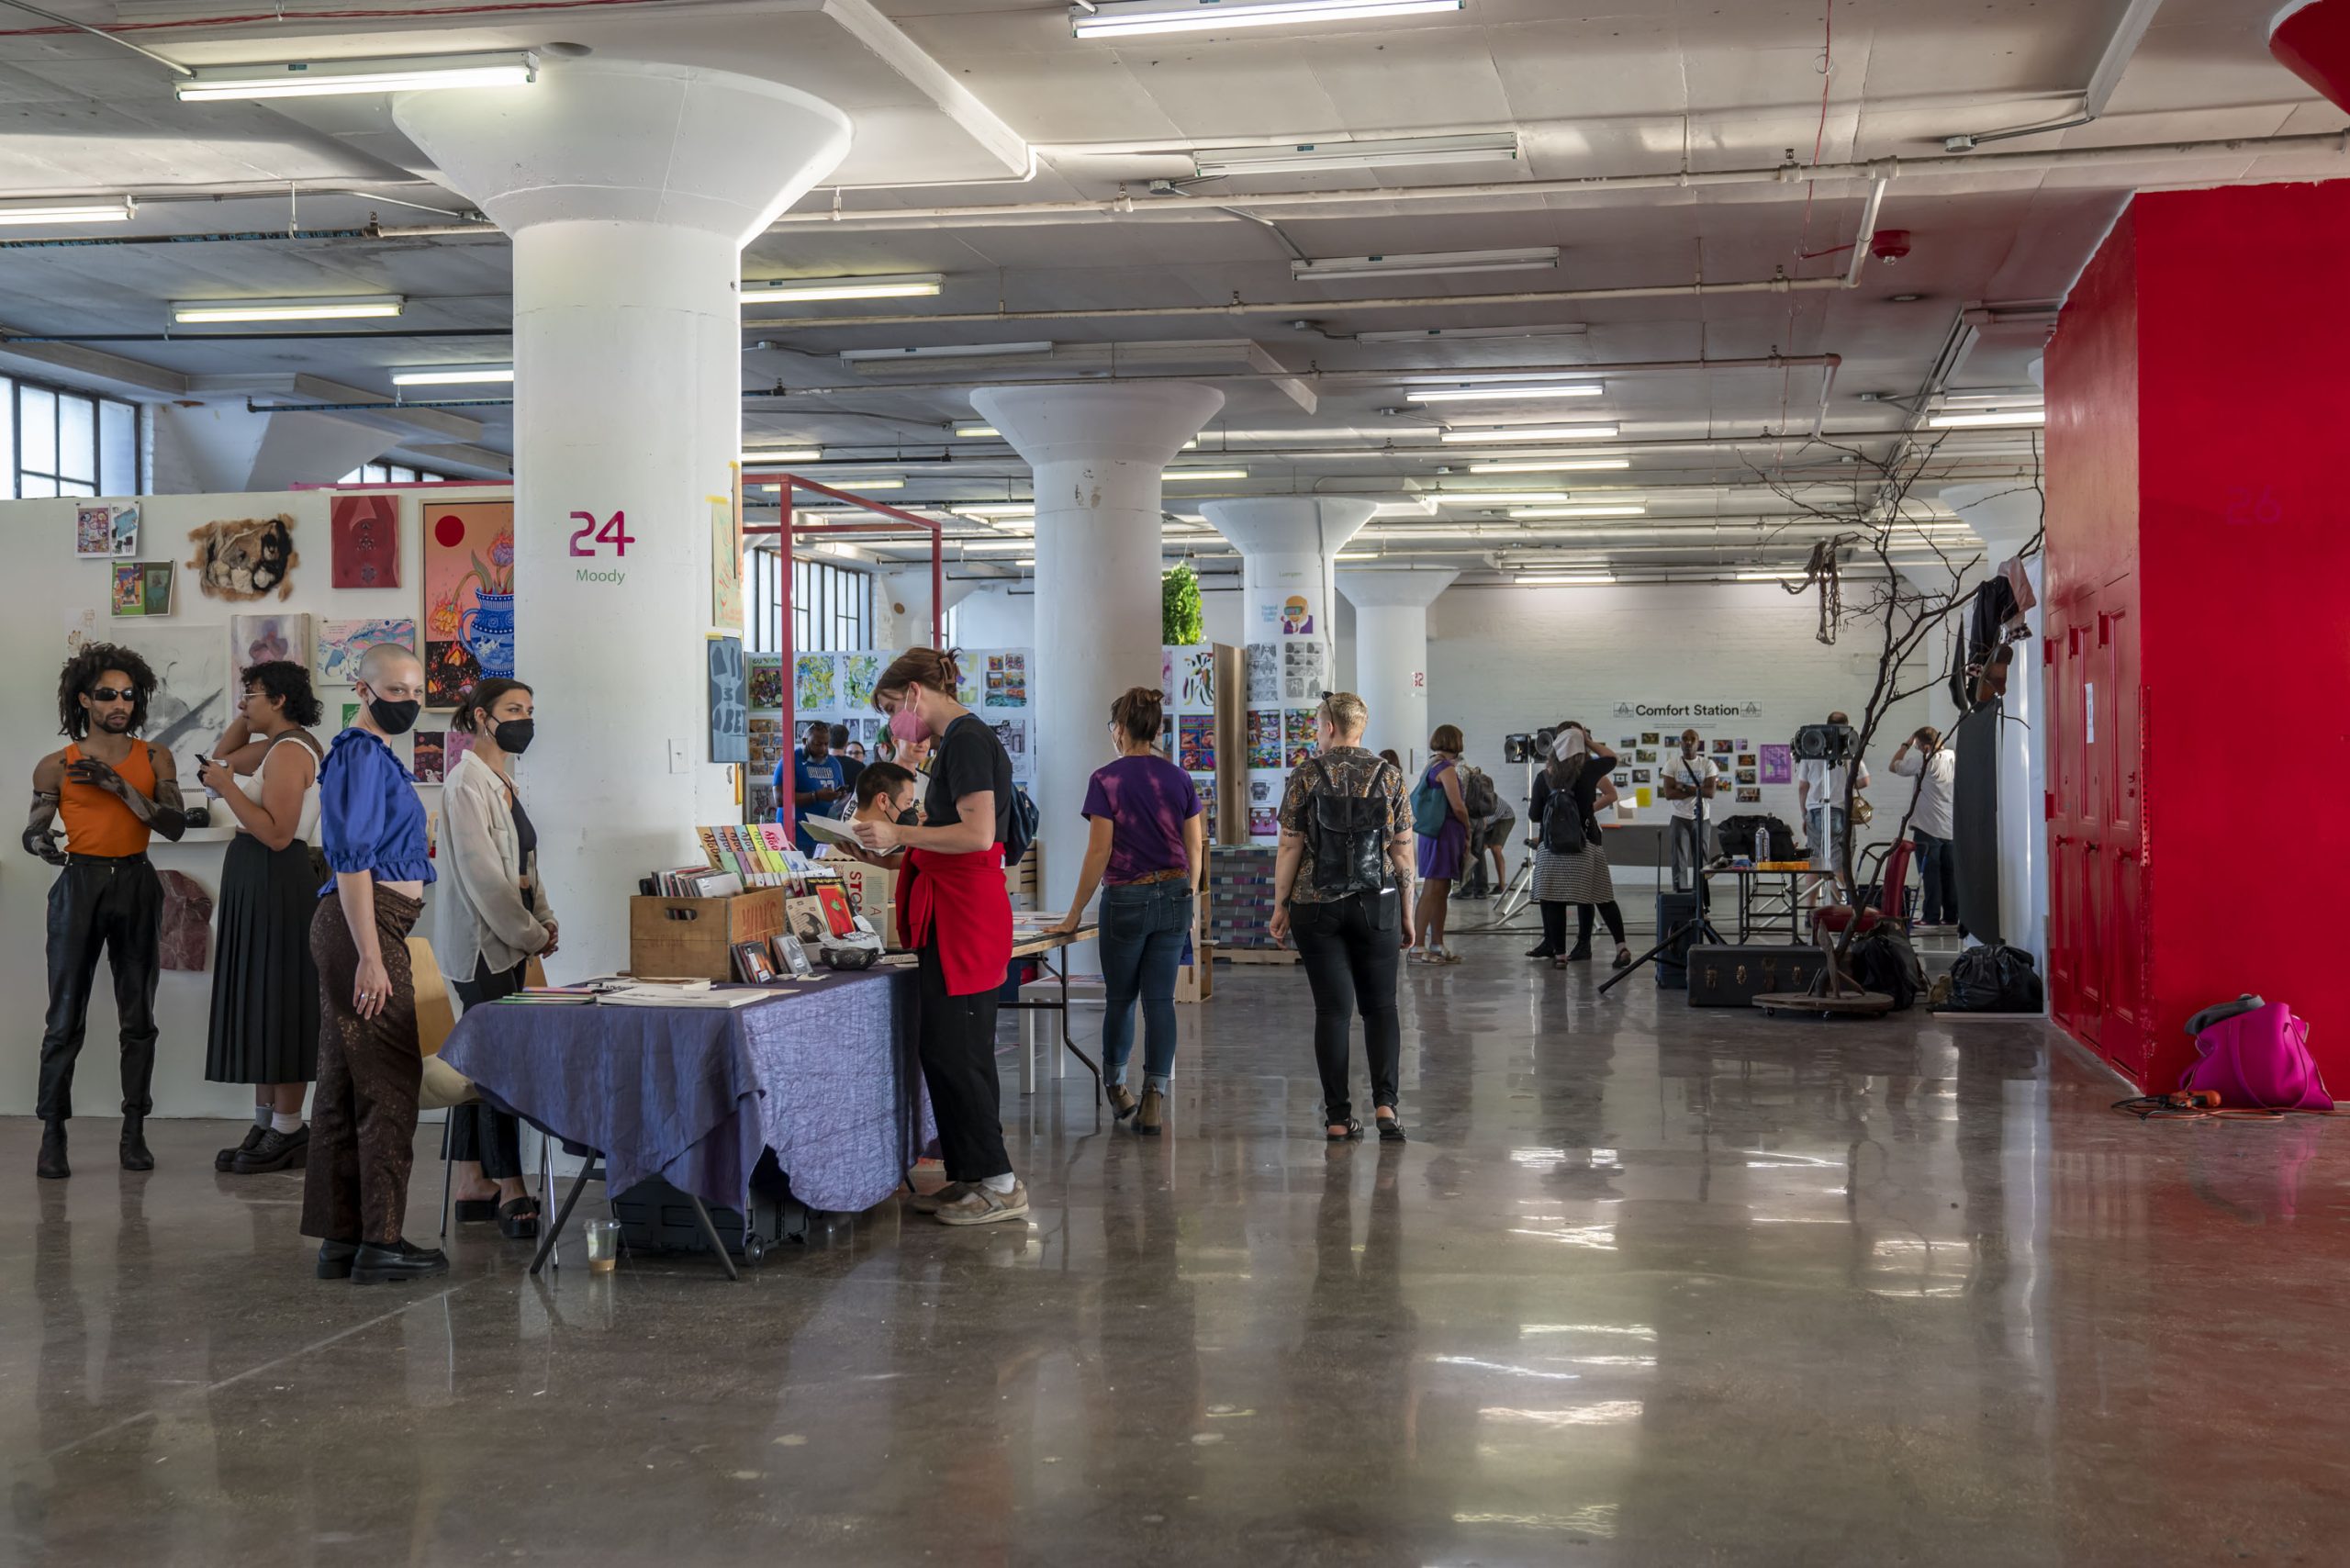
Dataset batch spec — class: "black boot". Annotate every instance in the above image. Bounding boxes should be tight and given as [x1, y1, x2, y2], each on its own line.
[1565, 943, 1594, 962]
[37, 1120, 69, 1181]
[119, 1114, 153, 1172]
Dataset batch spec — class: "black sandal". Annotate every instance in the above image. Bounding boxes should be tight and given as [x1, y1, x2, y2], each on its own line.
[1325, 1119, 1364, 1142]
[453, 1198, 498, 1224]
[1376, 1114, 1406, 1143]
[497, 1195, 542, 1240]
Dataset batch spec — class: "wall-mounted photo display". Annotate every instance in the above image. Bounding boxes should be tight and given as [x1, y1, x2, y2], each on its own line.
[1737, 767, 1758, 785]
[1736, 787, 1762, 803]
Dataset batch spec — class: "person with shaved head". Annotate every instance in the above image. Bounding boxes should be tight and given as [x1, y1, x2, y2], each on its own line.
[303, 642, 446, 1285]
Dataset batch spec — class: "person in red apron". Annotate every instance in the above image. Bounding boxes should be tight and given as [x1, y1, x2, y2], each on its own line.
[25, 644, 187, 1179]
[848, 647, 1023, 1226]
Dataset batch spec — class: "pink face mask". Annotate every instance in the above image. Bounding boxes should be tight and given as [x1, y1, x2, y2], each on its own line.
[889, 697, 925, 745]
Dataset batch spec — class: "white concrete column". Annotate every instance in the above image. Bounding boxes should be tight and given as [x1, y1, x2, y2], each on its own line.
[1943, 480, 2046, 961]
[1337, 570, 1459, 767]
[1202, 497, 1373, 717]
[968, 383, 1224, 914]
[397, 60, 851, 979]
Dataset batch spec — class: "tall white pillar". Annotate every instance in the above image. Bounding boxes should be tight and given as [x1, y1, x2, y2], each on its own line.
[397, 60, 851, 978]
[968, 383, 1224, 913]
[1337, 570, 1459, 767]
[1202, 497, 1374, 717]
[1942, 481, 2047, 960]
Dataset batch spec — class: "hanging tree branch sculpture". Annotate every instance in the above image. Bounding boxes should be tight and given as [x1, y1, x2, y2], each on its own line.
[1738, 431, 2046, 1002]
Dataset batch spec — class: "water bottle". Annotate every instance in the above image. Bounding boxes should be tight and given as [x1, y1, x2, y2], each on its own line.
[1755, 825, 1769, 864]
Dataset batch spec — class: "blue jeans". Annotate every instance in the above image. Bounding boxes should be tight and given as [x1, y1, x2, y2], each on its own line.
[1911, 829, 1956, 925]
[1097, 880, 1193, 1090]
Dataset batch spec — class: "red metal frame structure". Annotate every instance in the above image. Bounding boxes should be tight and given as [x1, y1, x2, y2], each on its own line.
[743, 472, 945, 835]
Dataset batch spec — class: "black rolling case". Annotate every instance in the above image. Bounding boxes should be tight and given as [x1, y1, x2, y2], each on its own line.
[1685, 944, 1826, 1007]
[610, 1150, 807, 1266]
[1653, 891, 1700, 989]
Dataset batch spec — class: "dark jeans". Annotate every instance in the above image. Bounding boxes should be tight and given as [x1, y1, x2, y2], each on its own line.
[1290, 889, 1403, 1124]
[1912, 829, 1957, 925]
[448, 958, 526, 1180]
[916, 941, 1011, 1183]
[1098, 880, 1192, 1088]
[37, 855, 162, 1124]
[1539, 900, 1625, 953]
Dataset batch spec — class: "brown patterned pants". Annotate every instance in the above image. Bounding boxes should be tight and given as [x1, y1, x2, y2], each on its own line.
[300, 886, 423, 1247]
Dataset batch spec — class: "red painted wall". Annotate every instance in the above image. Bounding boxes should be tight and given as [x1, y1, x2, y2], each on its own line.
[2046, 182, 2350, 1092]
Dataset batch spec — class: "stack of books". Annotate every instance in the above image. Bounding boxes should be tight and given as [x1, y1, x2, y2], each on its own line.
[642, 826, 847, 898]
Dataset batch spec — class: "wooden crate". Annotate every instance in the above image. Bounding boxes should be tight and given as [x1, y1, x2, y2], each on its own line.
[629, 889, 786, 981]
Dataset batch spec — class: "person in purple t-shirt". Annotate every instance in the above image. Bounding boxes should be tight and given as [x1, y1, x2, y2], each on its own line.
[1051, 685, 1204, 1136]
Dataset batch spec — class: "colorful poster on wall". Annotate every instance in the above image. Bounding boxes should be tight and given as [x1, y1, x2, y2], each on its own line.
[446, 728, 476, 774]
[794, 653, 836, 712]
[76, 505, 114, 558]
[109, 504, 140, 557]
[330, 494, 400, 588]
[1178, 714, 1214, 771]
[1169, 645, 1214, 711]
[840, 652, 882, 711]
[1280, 593, 1315, 635]
[747, 653, 784, 712]
[422, 500, 514, 709]
[412, 731, 448, 785]
[710, 492, 743, 634]
[109, 562, 174, 618]
[229, 612, 312, 692]
[317, 618, 416, 685]
[1194, 773, 1216, 822]
[186, 513, 297, 602]
[1284, 708, 1317, 767]
[985, 652, 1028, 708]
[1249, 805, 1279, 838]
[1246, 642, 1279, 705]
[1248, 709, 1282, 769]
[955, 655, 982, 709]
[709, 636, 748, 764]
[749, 717, 783, 770]
[1736, 787, 1762, 803]
[1759, 745, 1793, 784]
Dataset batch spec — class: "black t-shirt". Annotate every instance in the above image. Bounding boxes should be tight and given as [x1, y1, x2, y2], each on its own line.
[925, 714, 1013, 846]
[836, 755, 866, 805]
[1529, 756, 1612, 827]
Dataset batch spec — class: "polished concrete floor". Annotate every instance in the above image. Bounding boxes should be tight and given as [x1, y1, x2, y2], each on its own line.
[8, 932, 2350, 1566]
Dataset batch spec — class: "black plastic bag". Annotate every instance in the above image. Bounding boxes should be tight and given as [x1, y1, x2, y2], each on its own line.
[1850, 924, 1925, 1011]
[1936, 943, 2044, 1014]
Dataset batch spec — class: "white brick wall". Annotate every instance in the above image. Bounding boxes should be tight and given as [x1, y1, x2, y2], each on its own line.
[1427, 581, 1938, 861]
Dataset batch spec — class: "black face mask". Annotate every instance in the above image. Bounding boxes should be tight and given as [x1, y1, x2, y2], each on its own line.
[366, 696, 421, 736]
[896, 808, 920, 827]
[494, 718, 535, 756]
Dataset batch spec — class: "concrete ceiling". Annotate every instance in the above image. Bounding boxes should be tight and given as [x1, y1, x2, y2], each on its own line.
[0, 0, 2335, 581]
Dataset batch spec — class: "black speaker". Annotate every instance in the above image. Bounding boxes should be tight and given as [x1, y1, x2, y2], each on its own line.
[1654, 891, 1699, 989]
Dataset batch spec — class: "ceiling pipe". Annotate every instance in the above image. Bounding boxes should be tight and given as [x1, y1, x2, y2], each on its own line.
[763, 353, 1839, 397]
[753, 130, 2350, 230]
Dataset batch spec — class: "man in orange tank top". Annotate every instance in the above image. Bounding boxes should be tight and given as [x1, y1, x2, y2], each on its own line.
[26, 644, 186, 1180]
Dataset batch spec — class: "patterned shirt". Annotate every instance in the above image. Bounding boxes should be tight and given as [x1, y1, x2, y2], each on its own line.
[1277, 745, 1409, 902]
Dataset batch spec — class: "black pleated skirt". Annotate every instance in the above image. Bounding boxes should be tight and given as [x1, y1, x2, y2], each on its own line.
[205, 834, 322, 1084]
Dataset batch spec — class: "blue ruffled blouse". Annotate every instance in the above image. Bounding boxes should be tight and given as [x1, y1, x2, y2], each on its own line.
[316, 728, 436, 895]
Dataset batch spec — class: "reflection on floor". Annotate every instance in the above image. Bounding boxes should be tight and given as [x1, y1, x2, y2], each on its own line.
[7, 942, 2350, 1566]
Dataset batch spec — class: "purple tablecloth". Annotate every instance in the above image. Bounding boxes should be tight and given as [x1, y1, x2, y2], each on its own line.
[438, 969, 932, 1215]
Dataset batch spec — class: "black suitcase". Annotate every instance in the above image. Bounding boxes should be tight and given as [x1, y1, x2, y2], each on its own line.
[1653, 891, 1700, 989]
[610, 1150, 807, 1266]
[1686, 944, 1826, 1007]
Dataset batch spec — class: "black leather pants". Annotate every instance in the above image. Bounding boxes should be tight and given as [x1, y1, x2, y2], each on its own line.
[37, 855, 162, 1124]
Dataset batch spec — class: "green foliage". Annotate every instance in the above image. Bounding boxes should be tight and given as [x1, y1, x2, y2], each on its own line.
[1162, 563, 1203, 646]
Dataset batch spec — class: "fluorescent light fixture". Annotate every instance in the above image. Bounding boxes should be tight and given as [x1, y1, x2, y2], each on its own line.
[1168, 467, 1248, 481]
[956, 503, 1037, 519]
[744, 273, 942, 305]
[1511, 505, 1648, 519]
[1440, 424, 1619, 444]
[958, 540, 1035, 554]
[954, 425, 1000, 438]
[172, 296, 404, 324]
[1407, 382, 1602, 403]
[800, 477, 901, 491]
[1927, 409, 2047, 429]
[0, 196, 134, 226]
[389, 364, 512, 386]
[1078, 0, 1462, 39]
[1294, 245, 1556, 282]
[1516, 573, 1614, 586]
[1336, 550, 1382, 561]
[1468, 458, 1632, 474]
[1438, 491, 1569, 506]
[175, 51, 534, 102]
[1357, 322, 1587, 344]
[840, 342, 1053, 362]
[1736, 569, 1798, 580]
[1198, 129, 1506, 177]
[740, 448, 822, 464]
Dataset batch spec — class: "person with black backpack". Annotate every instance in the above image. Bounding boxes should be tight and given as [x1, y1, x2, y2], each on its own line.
[1269, 690, 1417, 1143]
[1527, 722, 1630, 969]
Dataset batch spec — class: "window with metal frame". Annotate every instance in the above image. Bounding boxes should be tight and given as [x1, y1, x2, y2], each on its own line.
[748, 551, 871, 655]
[4, 375, 140, 499]
[337, 461, 456, 485]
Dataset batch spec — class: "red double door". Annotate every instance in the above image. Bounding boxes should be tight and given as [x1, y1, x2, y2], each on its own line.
[2044, 579, 2151, 1083]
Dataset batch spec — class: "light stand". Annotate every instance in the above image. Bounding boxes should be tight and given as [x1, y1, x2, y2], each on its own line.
[1601, 752, 1722, 996]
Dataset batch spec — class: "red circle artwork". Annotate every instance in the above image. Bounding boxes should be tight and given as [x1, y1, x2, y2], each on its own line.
[433, 513, 466, 548]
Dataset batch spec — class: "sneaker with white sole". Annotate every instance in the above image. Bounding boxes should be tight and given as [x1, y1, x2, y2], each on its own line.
[934, 1181, 1029, 1226]
[905, 1181, 972, 1215]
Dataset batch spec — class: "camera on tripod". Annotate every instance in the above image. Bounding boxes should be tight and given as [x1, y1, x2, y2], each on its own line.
[1504, 728, 1558, 765]
[1791, 722, 1859, 764]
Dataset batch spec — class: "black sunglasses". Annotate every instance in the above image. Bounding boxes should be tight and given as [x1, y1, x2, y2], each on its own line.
[86, 687, 136, 703]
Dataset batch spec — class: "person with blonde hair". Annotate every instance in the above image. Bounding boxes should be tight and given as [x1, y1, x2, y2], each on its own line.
[1270, 691, 1416, 1142]
[850, 648, 1025, 1225]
